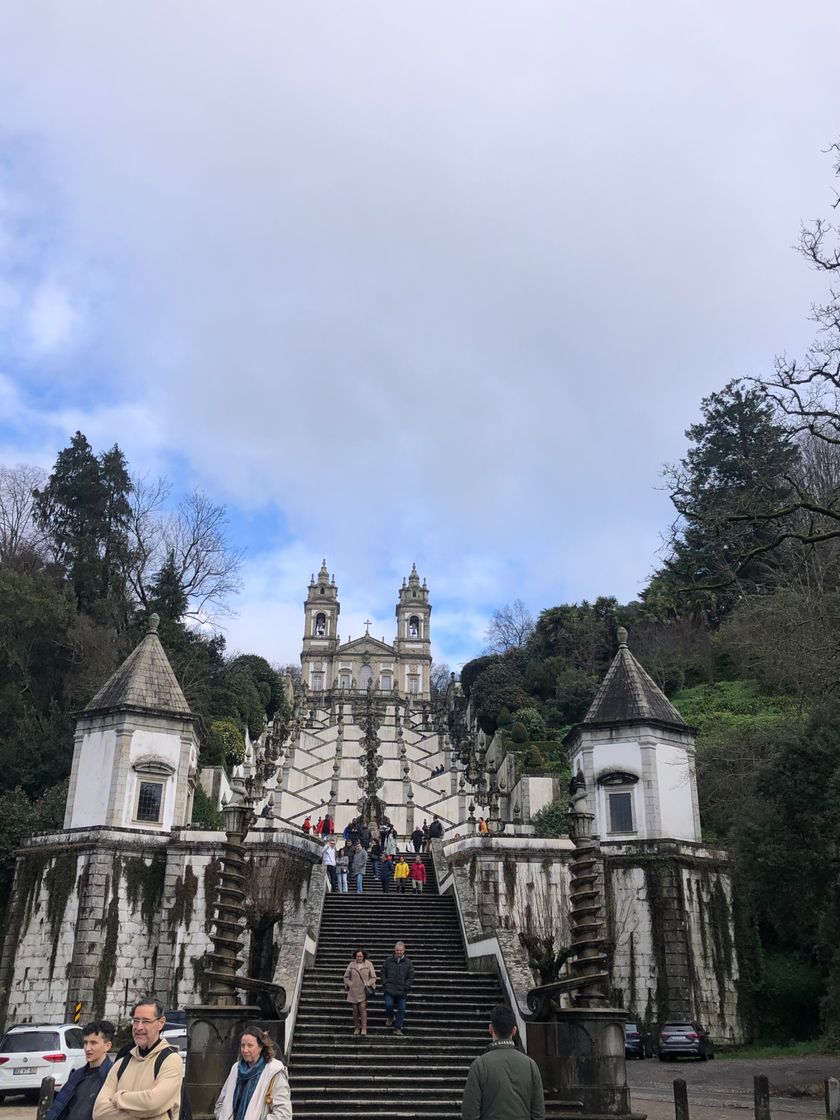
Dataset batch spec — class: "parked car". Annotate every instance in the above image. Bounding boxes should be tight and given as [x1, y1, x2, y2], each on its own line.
[624, 1022, 652, 1058]
[657, 1020, 714, 1061]
[0, 1024, 86, 1101]
[161, 1029, 187, 1069]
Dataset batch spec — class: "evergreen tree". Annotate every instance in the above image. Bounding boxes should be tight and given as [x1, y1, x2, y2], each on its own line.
[654, 382, 800, 623]
[34, 432, 133, 619]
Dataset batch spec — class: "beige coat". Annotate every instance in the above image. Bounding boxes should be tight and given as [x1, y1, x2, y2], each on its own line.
[344, 958, 377, 1004]
[93, 1043, 182, 1120]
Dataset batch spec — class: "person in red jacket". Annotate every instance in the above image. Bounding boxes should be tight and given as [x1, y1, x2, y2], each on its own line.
[302, 817, 312, 835]
[409, 855, 427, 893]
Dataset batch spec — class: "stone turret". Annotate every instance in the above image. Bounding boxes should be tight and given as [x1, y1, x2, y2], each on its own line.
[565, 627, 701, 842]
[393, 563, 432, 698]
[301, 559, 341, 690]
[64, 613, 199, 831]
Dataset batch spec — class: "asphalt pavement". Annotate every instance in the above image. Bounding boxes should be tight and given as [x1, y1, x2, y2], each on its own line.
[627, 1054, 840, 1115]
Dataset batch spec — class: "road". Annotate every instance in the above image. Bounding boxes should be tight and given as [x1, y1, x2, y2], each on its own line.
[627, 1054, 840, 1116]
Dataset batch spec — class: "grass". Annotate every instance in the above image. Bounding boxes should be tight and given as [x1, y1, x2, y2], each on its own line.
[718, 1038, 840, 1060]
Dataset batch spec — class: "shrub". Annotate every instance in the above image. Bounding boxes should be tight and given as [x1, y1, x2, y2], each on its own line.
[531, 798, 568, 838]
[513, 706, 546, 740]
[205, 719, 246, 768]
[510, 721, 529, 745]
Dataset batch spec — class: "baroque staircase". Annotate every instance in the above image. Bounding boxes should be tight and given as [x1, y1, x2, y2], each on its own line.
[287, 853, 505, 1118]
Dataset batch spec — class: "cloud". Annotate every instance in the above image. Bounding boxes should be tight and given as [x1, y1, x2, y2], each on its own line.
[0, 2, 838, 666]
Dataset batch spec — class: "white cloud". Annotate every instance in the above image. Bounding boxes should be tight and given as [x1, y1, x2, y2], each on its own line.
[0, 2, 838, 664]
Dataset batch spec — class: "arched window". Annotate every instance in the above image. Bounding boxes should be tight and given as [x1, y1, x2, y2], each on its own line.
[408, 615, 420, 638]
[359, 665, 373, 689]
[314, 612, 327, 637]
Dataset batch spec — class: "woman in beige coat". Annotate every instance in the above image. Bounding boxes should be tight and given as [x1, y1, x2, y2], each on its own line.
[344, 948, 377, 1035]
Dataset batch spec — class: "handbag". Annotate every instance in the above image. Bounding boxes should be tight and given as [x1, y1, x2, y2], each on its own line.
[364, 983, 376, 999]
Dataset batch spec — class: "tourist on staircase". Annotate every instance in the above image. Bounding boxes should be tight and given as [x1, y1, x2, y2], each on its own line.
[359, 821, 371, 849]
[411, 824, 424, 853]
[302, 816, 311, 835]
[429, 815, 444, 842]
[379, 852, 395, 893]
[343, 949, 377, 1037]
[369, 836, 383, 879]
[382, 941, 414, 1036]
[351, 841, 367, 893]
[336, 845, 349, 893]
[214, 1027, 291, 1120]
[409, 854, 427, 893]
[461, 1005, 544, 1120]
[421, 819, 431, 851]
[322, 838, 338, 892]
[394, 854, 410, 893]
[384, 829, 397, 857]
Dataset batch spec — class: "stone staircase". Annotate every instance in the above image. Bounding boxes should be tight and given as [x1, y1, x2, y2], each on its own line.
[287, 853, 505, 1118]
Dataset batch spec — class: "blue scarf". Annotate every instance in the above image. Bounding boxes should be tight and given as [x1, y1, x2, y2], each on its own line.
[232, 1056, 265, 1120]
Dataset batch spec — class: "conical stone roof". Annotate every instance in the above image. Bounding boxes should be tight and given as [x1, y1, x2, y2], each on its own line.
[83, 614, 192, 719]
[582, 627, 687, 730]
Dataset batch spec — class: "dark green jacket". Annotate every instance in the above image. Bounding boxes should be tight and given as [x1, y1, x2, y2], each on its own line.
[461, 1040, 544, 1120]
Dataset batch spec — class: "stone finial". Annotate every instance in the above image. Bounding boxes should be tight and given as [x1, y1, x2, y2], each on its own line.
[148, 612, 160, 634]
[617, 626, 628, 648]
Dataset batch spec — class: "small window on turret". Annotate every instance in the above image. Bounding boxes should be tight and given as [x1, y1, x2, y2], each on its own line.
[136, 780, 164, 823]
[408, 615, 420, 638]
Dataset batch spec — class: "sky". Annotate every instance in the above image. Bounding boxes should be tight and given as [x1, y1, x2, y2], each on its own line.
[1, 2, 838, 670]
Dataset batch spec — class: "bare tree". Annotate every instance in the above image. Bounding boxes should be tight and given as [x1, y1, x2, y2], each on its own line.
[0, 464, 48, 564]
[126, 476, 244, 623]
[484, 599, 535, 654]
[429, 661, 453, 697]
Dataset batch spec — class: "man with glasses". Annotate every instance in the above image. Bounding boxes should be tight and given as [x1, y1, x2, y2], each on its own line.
[93, 998, 182, 1120]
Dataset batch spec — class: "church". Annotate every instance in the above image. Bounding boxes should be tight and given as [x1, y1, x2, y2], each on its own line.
[301, 560, 432, 698]
[0, 563, 744, 1052]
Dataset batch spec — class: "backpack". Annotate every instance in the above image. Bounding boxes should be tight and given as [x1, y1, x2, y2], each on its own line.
[115, 1045, 192, 1120]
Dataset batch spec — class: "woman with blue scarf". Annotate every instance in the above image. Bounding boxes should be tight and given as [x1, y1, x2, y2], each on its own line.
[214, 1027, 291, 1120]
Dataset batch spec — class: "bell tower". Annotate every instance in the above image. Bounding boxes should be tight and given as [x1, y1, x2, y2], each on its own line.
[301, 560, 340, 692]
[394, 563, 432, 699]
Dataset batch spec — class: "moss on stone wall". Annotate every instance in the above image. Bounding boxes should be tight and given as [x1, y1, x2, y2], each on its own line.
[44, 852, 78, 981]
[123, 855, 166, 939]
[643, 861, 671, 1025]
[92, 867, 120, 1018]
[502, 858, 517, 904]
[168, 866, 199, 942]
[0, 851, 49, 1028]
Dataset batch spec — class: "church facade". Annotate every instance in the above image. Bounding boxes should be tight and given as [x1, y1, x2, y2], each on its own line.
[300, 561, 432, 700]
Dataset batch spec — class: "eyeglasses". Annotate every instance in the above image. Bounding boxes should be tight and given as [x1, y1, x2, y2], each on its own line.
[131, 1017, 162, 1025]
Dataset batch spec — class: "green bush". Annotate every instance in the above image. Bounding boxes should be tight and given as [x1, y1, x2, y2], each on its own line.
[496, 706, 513, 728]
[531, 798, 568, 838]
[523, 744, 544, 771]
[205, 719, 246, 768]
[510, 721, 529, 744]
[513, 706, 546, 740]
[191, 781, 224, 830]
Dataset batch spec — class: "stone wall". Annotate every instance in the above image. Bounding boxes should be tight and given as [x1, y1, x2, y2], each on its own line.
[604, 840, 744, 1043]
[0, 824, 322, 1031]
[439, 835, 744, 1044]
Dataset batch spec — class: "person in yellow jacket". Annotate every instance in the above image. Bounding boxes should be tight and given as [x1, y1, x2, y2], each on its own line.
[394, 854, 411, 894]
[93, 999, 182, 1120]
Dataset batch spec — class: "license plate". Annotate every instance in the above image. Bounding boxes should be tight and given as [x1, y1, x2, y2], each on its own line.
[14, 1067, 36, 1076]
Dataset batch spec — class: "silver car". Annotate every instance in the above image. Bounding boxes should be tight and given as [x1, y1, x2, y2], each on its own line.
[0, 1025, 87, 1100]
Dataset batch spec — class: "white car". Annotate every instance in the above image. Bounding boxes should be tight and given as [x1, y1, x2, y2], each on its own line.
[161, 1028, 187, 1069]
[0, 1024, 87, 1100]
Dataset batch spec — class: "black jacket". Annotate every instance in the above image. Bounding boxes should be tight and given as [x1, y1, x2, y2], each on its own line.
[381, 953, 414, 996]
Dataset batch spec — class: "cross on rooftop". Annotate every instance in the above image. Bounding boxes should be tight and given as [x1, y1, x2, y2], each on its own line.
[364, 619, 372, 634]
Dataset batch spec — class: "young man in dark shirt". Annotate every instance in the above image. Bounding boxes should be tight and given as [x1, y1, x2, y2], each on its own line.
[46, 1021, 114, 1120]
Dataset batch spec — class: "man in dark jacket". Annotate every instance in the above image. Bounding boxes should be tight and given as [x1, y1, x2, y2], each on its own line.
[46, 1021, 115, 1120]
[429, 816, 444, 841]
[461, 1005, 544, 1120]
[381, 941, 414, 1035]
